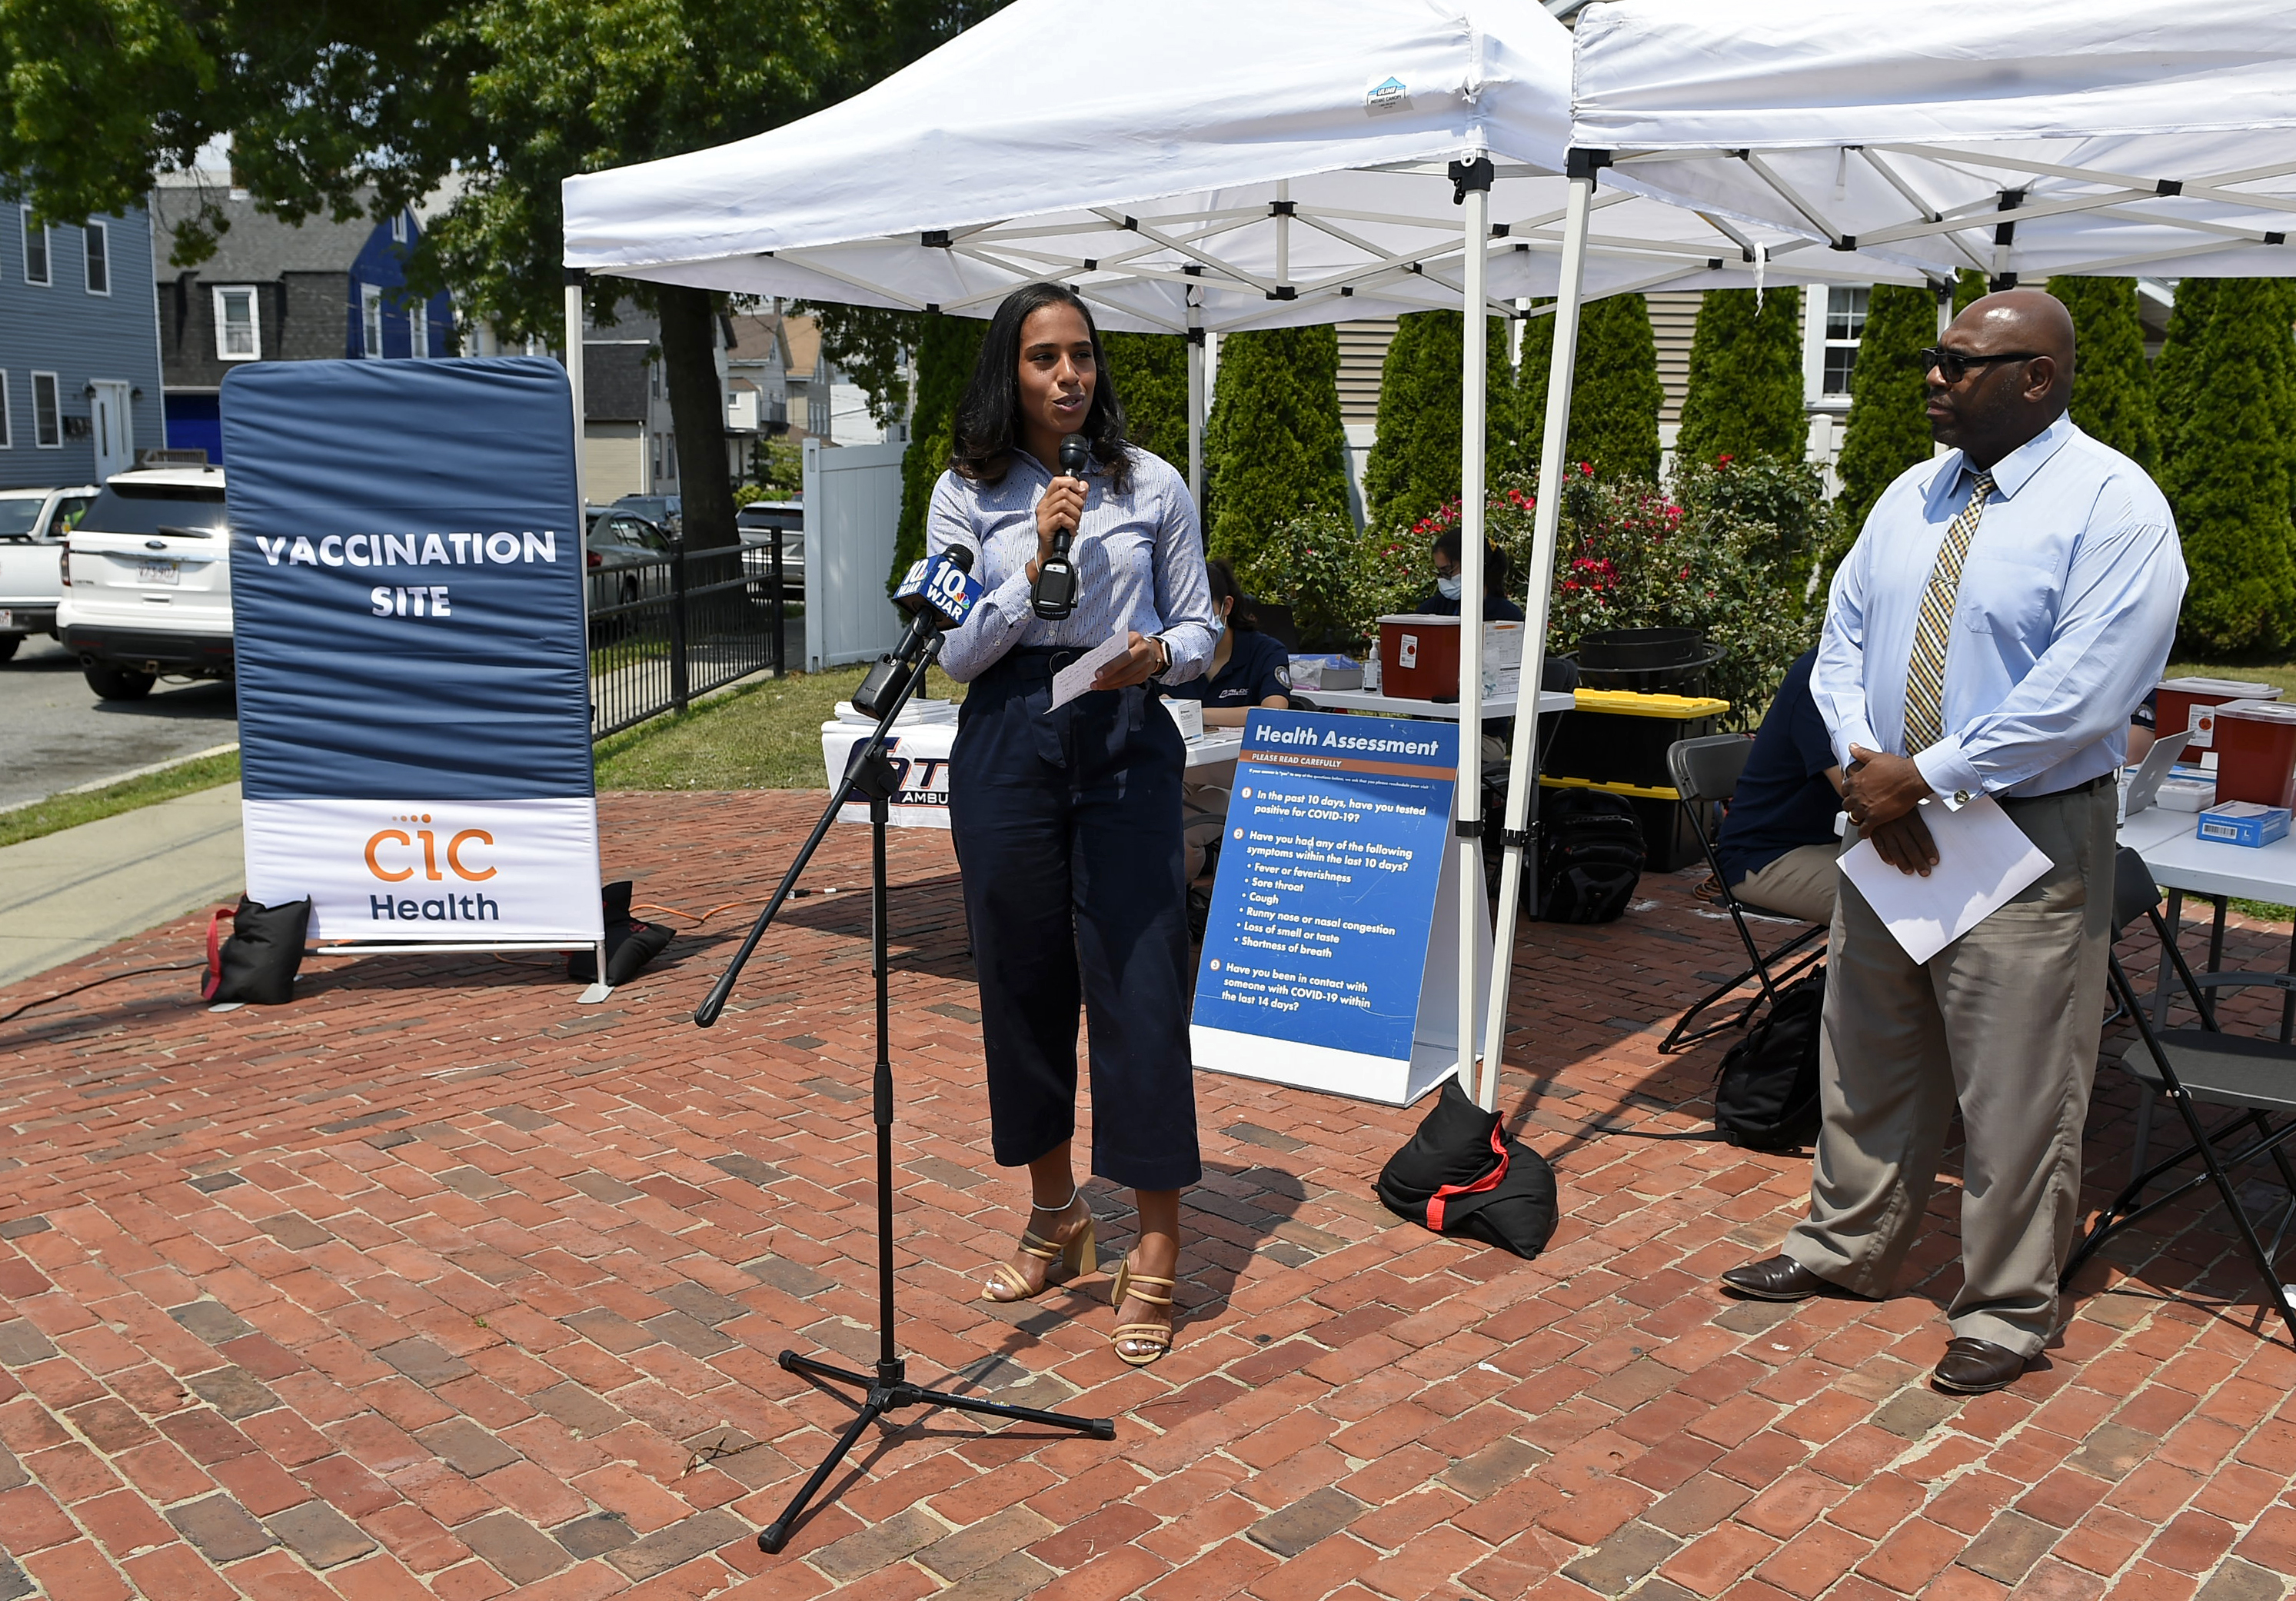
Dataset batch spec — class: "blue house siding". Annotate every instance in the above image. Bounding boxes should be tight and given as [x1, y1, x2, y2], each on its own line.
[346, 219, 453, 361]
[0, 205, 165, 490]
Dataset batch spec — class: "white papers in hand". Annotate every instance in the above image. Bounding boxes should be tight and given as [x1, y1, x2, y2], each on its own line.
[1838, 794, 2052, 964]
[1047, 628, 1131, 711]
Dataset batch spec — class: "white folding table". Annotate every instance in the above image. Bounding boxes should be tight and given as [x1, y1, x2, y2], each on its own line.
[2120, 804, 2296, 1036]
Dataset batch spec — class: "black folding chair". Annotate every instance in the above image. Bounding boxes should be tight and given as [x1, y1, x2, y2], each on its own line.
[2062, 847, 2296, 1340]
[1659, 734, 1828, 1053]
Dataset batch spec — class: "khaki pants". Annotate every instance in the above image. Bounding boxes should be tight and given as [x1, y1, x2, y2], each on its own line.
[1731, 842, 1840, 925]
[1783, 782, 2115, 1356]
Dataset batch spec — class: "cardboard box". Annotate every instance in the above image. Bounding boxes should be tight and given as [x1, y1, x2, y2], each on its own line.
[2197, 800, 2291, 847]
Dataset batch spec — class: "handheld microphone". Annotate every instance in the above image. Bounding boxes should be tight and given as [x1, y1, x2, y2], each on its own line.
[854, 546, 982, 717]
[1030, 432, 1090, 621]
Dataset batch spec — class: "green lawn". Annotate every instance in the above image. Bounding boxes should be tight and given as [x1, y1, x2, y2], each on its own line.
[0, 750, 243, 850]
[592, 664, 967, 791]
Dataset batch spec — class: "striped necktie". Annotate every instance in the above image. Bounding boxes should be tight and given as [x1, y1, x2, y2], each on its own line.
[1902, 470, 1995, 754]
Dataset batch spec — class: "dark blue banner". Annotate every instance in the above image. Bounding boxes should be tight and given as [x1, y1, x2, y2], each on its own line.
[221, 358, 591, 801]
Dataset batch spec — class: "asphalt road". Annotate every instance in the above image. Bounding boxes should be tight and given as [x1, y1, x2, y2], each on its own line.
[0, 634, 240, 810]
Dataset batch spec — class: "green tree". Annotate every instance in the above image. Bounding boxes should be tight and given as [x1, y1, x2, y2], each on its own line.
[1564, 294, 1664, 481]
[1676, 288, 1805, 467]
[1361, 311, 1510, 531]
[1201, 325, 1352, 569]
[0, 0, 1010, 553]
[1102, 331, 1189, 466]
[889, 311, 987, 587]
[1832, 284, 1941, 538]
[2046, 278, 2158, 468]
[2164, 278, 2296, 654]
[2154, 277, 2219, 477]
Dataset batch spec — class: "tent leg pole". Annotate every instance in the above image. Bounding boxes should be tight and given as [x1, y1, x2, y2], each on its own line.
[1187, 292, 1206, 514]
[1457, 161, 1491, 1107]
[1479, 168, 1593, 1111]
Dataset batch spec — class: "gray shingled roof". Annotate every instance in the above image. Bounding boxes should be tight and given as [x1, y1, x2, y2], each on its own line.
[150, 181, 390, 279]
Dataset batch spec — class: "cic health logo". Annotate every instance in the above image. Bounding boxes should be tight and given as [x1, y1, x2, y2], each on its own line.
[364, 811, 502, 924]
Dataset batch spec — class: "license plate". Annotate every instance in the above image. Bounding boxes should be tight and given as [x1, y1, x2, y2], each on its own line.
[0, 610, 12, 629]
[136, 559, 180, 586]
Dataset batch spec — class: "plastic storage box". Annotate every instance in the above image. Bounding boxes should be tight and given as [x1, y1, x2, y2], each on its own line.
[1539, 689, 1734, 872]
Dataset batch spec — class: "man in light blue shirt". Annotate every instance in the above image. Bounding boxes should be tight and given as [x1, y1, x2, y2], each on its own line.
[1719, 291, 2185, 1396]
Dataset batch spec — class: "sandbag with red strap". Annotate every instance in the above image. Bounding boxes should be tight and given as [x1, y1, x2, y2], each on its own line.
[1375, 1075, 1559, 1260]
[201, 896, 312, 1005]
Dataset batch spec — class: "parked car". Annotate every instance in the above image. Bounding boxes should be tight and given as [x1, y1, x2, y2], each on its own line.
[737, 500, 804, 599]
[0, 485, 99, 660]
[611, 494, 681, 536]
[585, 509, 673, 611]
[57, 466, 232, 700]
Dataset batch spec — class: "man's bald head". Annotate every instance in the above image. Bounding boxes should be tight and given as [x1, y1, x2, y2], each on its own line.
[1927, 288, 2077, 468]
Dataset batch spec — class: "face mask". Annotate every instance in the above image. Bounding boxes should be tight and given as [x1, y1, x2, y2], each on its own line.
[1209, 611, 1227, 640]
[1436, 574, 1462, 601]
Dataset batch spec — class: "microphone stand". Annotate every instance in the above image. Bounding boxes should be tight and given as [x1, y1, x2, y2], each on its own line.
[695, 632, 1114, 1556]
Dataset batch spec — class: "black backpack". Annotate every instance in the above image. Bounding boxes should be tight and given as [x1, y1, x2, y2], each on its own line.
[1376, 1077, 1559, 1260]
[1536, 791, 1645, 924]
[1713, 968, 1826, 1150]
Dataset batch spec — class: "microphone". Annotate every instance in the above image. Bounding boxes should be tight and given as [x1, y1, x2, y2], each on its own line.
[853, 546, 982, 717]
[1030, 432, 1090, 621]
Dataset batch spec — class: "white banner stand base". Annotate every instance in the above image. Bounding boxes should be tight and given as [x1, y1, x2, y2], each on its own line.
[1193, 840, 1494, 1107]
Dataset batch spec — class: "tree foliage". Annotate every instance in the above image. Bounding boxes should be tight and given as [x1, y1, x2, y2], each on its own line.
[2161, 278, 2296, 656]
[1832, 283, 1938, 541]
[1102, 331, 1190, 468]
[1675, 288, 1805, 468]
[1361, 311, 1510, 531]
[889, 311, 986, 589]
[1563, 294, 1664, 481]
[2047, 278, 2158, 468]
[1201, 325, 1352, 571]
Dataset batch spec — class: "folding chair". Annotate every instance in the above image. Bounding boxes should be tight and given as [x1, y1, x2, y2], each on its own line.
[1659, 734, 1828, 1053]
[2061, 847, 2296, 1340]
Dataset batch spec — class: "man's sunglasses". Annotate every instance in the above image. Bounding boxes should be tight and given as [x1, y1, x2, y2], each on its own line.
[1918, 346, 2046, 383]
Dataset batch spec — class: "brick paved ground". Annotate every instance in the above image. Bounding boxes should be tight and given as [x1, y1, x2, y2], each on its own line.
[0, 790, 2292, 1600]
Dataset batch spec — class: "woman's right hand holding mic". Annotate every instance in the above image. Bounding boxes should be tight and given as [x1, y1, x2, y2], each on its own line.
[1029, 475, 1086, 584]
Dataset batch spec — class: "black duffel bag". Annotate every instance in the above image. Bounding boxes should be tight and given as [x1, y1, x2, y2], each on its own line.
[1376, 1077, 1558, 1260]
[201, 895, 312, 1006]
[1712, 967, 1826, 1151]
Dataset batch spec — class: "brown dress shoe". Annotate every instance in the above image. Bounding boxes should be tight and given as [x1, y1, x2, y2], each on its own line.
[1933, 1337, 2028, 1394]
[1719, 1256, 1833, 1301]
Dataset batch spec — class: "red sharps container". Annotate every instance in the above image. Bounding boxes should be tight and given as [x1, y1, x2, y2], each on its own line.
[2213, 699, 2296, 810]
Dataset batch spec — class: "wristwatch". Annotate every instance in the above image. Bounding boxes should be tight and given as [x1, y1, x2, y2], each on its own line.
[1150, 634, 1173, 676]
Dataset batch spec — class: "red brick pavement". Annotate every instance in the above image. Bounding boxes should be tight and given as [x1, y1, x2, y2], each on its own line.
[0, 790, 2291, 1599]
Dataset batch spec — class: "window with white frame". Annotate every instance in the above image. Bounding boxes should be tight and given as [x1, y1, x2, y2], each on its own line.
[361, 284, 384, 357]
[1822, 287, 1869, 398]
[21, 210, 48, 285]
[390, 210, 408, 244]
[83, 221, 108, 295]
[408, 298, 428, 358]
[0, 373, 12, 448]
[214, 285, 261, 360]
[31, 373, 60, 448]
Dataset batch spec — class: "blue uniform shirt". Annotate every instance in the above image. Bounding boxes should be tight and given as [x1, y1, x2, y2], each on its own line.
[1715, 649, 1838, 887]
[1815, 414, 2185, 807]
[1165, 627, 1292, 711]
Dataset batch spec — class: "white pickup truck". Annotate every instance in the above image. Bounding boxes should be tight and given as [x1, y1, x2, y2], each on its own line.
[57, 465, 232, 700]
[0, 486, 98, 661]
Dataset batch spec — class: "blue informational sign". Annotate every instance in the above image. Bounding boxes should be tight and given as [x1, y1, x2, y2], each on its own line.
[222, 358, 603, 947]
[1190, 709, 1467, 1102]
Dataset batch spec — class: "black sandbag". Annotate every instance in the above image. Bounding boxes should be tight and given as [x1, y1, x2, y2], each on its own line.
[203, 896, 311, 1006]
[1376, 1077, 1559, 1260]
[567, 880, 674, 985]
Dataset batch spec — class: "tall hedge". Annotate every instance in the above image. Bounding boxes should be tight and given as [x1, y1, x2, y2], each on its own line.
[890, 312, 987, 590]
[2162, 278, 2296, 654]
[1832, 284, 1939, 538]
[1676, 288, 1806, 467]
[2047, 277, 2158, 468]
[1362, 310, 1511, 531]
[1564, 294, 1664, 481]
[1102, 331, 1189, 467]
[1200, 325, 1353, 569]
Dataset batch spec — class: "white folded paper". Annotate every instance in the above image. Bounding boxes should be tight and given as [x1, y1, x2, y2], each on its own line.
[1047, 627, 1131, 711]
[1838, 794, 2053, 964]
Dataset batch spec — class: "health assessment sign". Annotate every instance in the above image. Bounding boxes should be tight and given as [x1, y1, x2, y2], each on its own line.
[222, 358, 604, 949]
[1191, 710, 1488, 1105]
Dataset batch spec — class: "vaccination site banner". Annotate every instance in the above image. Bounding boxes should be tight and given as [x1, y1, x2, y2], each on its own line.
[222, 358, 604, 947]
[1190, 709, 1487, 1106]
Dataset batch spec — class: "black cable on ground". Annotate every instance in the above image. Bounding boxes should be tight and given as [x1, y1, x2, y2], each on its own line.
[0, 964, 205, 1027]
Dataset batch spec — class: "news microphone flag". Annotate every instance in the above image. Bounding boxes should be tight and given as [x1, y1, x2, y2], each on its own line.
[893, 551, 984, 628]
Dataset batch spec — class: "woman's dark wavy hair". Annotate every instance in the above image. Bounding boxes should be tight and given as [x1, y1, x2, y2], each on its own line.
[1205, 557, 1259, 632]
[950, 282, 1133, 491]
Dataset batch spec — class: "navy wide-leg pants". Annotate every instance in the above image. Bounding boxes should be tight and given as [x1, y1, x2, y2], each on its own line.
[948, 647, 1203, 1193]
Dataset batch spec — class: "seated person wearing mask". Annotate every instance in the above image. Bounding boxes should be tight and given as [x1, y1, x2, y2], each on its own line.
[1713, 647, 1844, 925]
[1166, 559, 1291, 879]
[1418, 528, 1526, 621]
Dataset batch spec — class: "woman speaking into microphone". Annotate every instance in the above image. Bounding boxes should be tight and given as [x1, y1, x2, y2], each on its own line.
[927, 281, 1213, 1367]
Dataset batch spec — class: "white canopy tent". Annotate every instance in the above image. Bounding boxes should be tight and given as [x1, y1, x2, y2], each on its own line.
[562, 0, 1926, 1111]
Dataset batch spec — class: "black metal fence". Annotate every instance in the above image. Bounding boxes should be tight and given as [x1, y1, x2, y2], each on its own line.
[589, 536, 791, 737]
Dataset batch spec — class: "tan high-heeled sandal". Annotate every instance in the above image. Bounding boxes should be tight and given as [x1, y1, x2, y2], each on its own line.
[980, 1192, 1096, 1303]
[1109, 1257, 1176, 1366]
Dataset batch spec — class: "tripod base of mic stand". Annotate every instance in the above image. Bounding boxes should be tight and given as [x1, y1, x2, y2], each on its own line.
[757, 1350, 1116, 1554]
